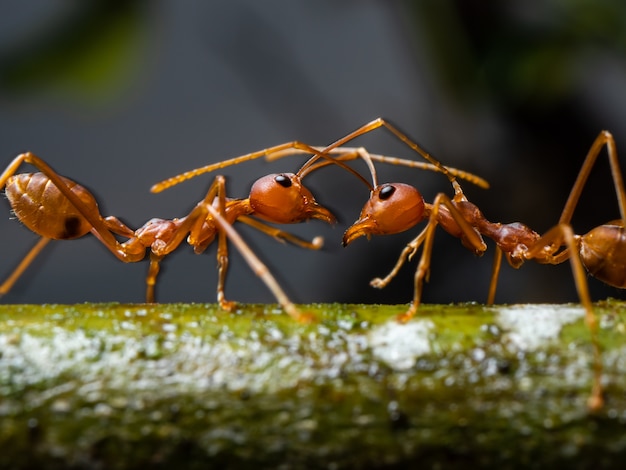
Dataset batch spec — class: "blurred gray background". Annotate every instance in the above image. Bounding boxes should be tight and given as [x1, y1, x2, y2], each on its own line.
[1, 1, 625, 306]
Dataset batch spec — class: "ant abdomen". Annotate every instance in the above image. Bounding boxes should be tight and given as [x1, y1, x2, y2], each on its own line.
[5, 172, 96, 240]
[580, 222, 626, 288]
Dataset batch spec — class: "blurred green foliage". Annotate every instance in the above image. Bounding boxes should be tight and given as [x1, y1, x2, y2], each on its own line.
[408, 1, 626, 107]
[0, 0, 147, 103]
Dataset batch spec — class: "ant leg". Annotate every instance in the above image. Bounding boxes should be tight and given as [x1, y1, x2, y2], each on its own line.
[204, 202, 314, 323]
[237, 216, 324, 250]
[525, 224, 603, 411]
[0, 222, 131, 296]
[216, 234, 234, 312]
[102, 216, 136, 238]
[398, 193, 487, 323]
[560, 130, 626, 224]
[0, 237, 51, 296]
[486, 248, 503, 305]
[370, 229, 428, 289]
[397, 199, 444, 323]
[149, 175, 227, 305]
[211, 176, 237, 312]
[145, 253, 162, 303]
[166, 174, 246, 311]
[0, 153, 33, 187]
[180, 173, 312, 320]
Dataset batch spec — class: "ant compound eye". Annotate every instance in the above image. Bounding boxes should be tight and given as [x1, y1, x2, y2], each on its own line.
[275, 174, 292, 188]
[379, 184, 396, 200]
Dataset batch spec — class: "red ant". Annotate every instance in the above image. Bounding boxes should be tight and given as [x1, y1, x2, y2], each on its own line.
[297, 118, 615, 410]
[0, 146, 373, 321]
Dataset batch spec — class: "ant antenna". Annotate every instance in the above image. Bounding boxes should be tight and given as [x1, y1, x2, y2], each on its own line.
[297, 147, 376, 190]
[319, 118, 457, 185]
[152, 143, 373, 193]
[268, 146, 490, 190]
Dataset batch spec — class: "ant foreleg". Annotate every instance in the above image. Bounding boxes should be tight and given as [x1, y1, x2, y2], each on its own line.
[370, 229, 427, 289]
[238, 216, 324, 250]
[397, 197, 449, 323]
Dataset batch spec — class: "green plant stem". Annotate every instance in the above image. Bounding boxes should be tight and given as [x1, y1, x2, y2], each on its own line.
[0, 301, 625, 469]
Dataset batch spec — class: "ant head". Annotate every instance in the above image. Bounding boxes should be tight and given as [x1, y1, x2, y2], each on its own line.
[343, 183, 425, 246]
[249, 173, 335, 224]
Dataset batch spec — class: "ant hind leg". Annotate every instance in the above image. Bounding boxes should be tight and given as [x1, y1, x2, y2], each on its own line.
[525, 224, 603, 411]
[0, 237, 51, 296]
[486, 248, 503, 305]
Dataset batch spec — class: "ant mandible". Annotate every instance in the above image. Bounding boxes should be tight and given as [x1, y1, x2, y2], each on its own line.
[0, 145, 363, 321]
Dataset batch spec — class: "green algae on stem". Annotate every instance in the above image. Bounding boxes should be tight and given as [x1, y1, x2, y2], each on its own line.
[0, 301, 625, 469]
